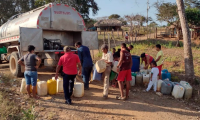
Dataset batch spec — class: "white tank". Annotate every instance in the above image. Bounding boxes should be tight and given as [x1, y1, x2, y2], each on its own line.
[112, 61, 119, 73]
[20, 78, 27, 94]
[172, 85, 185, 99]
[180, 81, 192, 99]
[136, 74, 143, 85]
[57, 77, 63, 93]
[157, 80, 163, 92]
[0, 3, 85, 43]
[130, 76, 135, 86]
[73, 82, 84, 97]
[147, 69, 151, 74]
[37, 81, 47, 96]
[140, 69, 147, 74]
[143, 74, 149, 86]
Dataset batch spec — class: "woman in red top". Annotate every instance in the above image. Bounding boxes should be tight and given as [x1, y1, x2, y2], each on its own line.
[141, 53, 154, 69]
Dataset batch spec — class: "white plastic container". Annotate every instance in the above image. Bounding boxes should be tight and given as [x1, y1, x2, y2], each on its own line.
[57, 78, 63, 93]
[73, 82, 84, 97]
[157, 80, 163, 92]
[136, 74, 143, 85]
[37, 81, 47, 96]
[147, 69, 151, 74]
[112, 61, 119, 73]
[172, 85, 185, 99]
[140, 69, 147, 74]
[20, 78, 27, 94]
[180, 81, 193, 99]
[143, 74, 149, 86]
[130, 76, 135, 86]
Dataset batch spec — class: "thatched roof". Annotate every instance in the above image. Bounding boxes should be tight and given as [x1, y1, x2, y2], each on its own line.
[94, 19, 122, 27]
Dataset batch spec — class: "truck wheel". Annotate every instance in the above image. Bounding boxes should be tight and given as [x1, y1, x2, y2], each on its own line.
[9, 52, 23, 77]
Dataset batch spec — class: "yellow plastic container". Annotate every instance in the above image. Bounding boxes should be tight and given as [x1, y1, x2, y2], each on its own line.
[47, 79, 57, 95]
[30, 79, 40, 93]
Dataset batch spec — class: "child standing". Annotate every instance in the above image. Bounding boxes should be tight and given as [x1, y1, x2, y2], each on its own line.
[145, 61, 159, 92]
[155, 44, 163, 79]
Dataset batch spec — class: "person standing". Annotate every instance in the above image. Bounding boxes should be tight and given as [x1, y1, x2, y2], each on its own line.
[75, 42, 93, 90]
[101, 44, 113, 99]
[112, 48, 116, 55]
[18, 45, 41, 99]
[126, 45, 134, 53]
[55, 46, 82, 105]
[125, 32, 129, 43]
[144, 61, 159, 92]
[116, 43, 132, 100]
[155, 44, 163, 79]
[141, 53, 154, 69]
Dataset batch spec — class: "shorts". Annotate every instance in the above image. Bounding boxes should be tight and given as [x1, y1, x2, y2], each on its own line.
[157, 65, 162, 76]
[24, 71, 38, 86]
[117, 69, 132, 81]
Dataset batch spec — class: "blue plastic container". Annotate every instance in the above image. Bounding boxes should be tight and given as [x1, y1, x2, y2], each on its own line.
[161, 69, 171, 81]
[166, 72, 171, 81]
[161, 69, 168, 80]
[131, 55, 140, 72]
[92, 67, 102, 81]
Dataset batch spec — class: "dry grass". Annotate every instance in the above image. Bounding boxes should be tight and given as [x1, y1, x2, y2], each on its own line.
[0, 73, 37, 120]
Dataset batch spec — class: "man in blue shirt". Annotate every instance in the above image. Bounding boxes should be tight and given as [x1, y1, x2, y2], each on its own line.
[75, 42, 93, 90]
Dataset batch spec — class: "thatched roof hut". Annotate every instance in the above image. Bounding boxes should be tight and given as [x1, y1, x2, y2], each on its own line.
[94, 19, 122, 30]
[94, 19, 122, 27]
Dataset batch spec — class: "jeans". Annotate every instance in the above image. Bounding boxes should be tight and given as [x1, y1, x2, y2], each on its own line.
[82, 67, 93, 89]
[24, 71, 37, 86]
[63, 73, 76, 101]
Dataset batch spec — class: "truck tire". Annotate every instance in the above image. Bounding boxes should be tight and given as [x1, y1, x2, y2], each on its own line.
[9, 52, 23, 77]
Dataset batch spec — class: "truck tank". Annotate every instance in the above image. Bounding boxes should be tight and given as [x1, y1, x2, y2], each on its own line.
[0, 3, 86, 43]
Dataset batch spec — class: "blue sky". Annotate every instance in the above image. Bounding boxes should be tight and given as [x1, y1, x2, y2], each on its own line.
[89, 0, 175, 25]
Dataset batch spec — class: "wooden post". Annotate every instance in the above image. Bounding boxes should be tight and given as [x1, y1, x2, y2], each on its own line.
[117, 29, 119, 38]
[108, 34, 111, 50]
[112, 29, 114, 39]
[135, 31, 137, 42]
[156, 27, 157, 38]
[122, 29, 124, 37]
[103, 30, 105, 44]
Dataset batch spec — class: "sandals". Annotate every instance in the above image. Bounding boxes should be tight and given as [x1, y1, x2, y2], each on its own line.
[116, 96, 125, 100]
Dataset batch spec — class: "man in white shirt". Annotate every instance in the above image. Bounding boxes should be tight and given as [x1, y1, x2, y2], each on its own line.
[101, 44, 113, 99]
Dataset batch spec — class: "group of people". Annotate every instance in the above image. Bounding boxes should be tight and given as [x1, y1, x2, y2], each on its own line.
[18, 41, 163, 105]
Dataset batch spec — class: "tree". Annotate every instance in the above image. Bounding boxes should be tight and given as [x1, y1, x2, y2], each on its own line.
[0, 0, 17, 26]
[184, 0, 200, 8]
[185, 7, 200, 26]
[118, 18, 127, 25]
[155, 2, 181, 39]
[108, 14, 121, 19]
[149, 21, 158, 27]
[85, 18, 97, 28]
[176, 0, 194, 83]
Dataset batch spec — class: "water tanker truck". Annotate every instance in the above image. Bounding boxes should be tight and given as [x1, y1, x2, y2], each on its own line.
[0, 3, 98, 77]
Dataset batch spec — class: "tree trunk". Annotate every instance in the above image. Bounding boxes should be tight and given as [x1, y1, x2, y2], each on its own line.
[176, 27, 180, 47]
[176, 0, 194, 83]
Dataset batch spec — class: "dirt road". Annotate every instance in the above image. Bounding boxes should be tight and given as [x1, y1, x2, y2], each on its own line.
[0, 63, 199, 120]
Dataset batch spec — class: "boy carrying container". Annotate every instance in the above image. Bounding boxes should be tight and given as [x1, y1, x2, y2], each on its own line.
[155, 44, 163, 79]
[144, 61, 159, 92]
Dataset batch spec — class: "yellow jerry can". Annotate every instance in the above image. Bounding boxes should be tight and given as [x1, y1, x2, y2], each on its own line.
[47, 79, 57, 95]
[30, 79, 40, 93]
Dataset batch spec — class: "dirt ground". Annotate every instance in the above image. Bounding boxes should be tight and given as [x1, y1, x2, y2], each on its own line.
[0, 63, 200, 120]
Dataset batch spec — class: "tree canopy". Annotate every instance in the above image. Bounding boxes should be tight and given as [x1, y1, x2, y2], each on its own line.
[108, 14, 121, 19]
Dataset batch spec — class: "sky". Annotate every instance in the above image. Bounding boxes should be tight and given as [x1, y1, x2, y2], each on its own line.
[89, 0, 175, 25]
